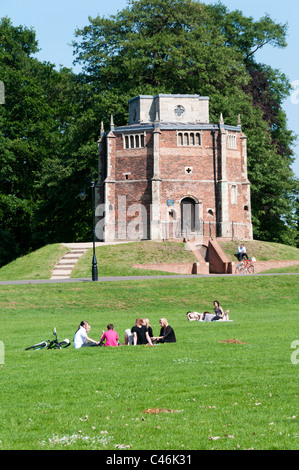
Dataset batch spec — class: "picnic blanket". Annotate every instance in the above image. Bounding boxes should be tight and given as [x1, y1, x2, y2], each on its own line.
[199, 319, 233, 322]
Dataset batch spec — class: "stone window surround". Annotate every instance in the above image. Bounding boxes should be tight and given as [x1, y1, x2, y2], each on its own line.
[122, 131, 146, 149]
[177, 131, 202, 146]
[230, 183, 237, 205]
[227, 133, 237, 150]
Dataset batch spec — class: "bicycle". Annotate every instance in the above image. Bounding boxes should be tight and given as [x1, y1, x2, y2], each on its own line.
[235, 257, 256, 274]
[25, 328, 70, 351]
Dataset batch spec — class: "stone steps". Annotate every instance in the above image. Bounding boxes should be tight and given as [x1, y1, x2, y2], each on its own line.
[51, 248, 88, 279]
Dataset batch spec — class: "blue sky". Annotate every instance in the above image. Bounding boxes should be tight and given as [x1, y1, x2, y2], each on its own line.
[1, 0, 299, 178]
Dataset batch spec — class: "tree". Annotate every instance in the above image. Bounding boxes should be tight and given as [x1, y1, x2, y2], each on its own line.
[205, 3, 287, 62]
[0, 18, 82, 266]
[73, 0, 248, 101]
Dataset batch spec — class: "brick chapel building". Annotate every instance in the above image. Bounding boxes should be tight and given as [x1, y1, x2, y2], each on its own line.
[95, 94, 253, 243]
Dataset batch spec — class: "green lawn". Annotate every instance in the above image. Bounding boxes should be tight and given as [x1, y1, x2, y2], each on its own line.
[0, 241, 197, 280]
[219, 240, 299, 261]
[1, 240, 299, 282]
[72, 241, 197, 277]
[1, 274, 299, 450]
[0, 244, 69, 281]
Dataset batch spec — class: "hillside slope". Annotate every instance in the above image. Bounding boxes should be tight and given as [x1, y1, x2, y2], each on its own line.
[0, 240, 299, 281]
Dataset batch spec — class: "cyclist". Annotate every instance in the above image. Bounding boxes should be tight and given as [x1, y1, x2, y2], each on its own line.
[236, 244, 249, 261]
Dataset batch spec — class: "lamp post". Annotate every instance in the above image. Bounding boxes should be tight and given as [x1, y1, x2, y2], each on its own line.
[79, 171, 98, 281]
[90, 172, 98, 281]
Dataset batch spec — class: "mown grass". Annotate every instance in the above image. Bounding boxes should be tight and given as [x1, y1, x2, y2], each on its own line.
[263, 265, 299, 274]
[219, 240, 299, 262]
[0, 244, 69, 281]
[0, 274, 299, 450]
[1, 240, 299, 282]
[71, 241, 197, 278]
[0, 241, 197, 281]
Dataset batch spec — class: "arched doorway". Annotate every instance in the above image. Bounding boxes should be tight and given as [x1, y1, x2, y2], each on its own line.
[181, 197, 196, 234]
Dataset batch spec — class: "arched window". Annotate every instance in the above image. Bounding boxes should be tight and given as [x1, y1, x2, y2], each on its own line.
[177, 131, 202, 146]
[231, 185, 237, 205]
[227, 134, 237, 149]
[184, 133, 189, 145]
[123, 133, 146, 149]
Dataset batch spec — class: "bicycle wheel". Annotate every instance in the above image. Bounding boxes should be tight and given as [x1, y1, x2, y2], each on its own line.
[25, 341, 48, 351]
[248, 264, 254, 274]
[58, 339, 70, 349]
[47, 340, 61, 349]
[235, 264, 245, 274]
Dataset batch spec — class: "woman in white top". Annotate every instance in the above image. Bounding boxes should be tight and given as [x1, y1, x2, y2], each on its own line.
[73, 321, 99, 348]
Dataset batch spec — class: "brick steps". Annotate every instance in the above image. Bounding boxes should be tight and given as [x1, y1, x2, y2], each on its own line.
[132, 238, 299, 275]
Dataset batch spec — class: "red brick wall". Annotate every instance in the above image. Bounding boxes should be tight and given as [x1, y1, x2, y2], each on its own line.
[97, 126, 251, 241]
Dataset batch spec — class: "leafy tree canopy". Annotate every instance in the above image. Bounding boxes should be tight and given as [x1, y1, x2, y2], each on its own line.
[0, 18, 90, 265]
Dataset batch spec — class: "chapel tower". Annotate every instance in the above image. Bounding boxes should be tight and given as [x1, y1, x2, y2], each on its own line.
[96, 94, 253, 242]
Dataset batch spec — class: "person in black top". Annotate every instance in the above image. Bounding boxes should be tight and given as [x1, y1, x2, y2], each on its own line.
[211, 300, 230, 321]
[143, 318, 153, 339]
[152, 318, 176, 343]
[131, 318, 152, 345]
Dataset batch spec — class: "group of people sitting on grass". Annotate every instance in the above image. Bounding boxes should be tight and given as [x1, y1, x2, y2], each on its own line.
[73, 299, 230, 348]
[73, 317, 176, 349]
[187, 300, 230, 322]
[125, 317, 176, 346]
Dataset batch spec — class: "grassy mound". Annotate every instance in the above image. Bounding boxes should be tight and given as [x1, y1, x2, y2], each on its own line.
[219, 240, 299, 261]
[1, 240, 299, 281]
[0, 244, 69, 281]
[72, 241, 197, 278]
[0, 241, 197, 281]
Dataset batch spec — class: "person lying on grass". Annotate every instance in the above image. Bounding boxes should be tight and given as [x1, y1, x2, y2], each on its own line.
[152, 318, 176, 343]
[73, 321, 99, 348]
[186, 304, 230, 322]
[187, 311, 202, 321]
[187, 311, 216, 321]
